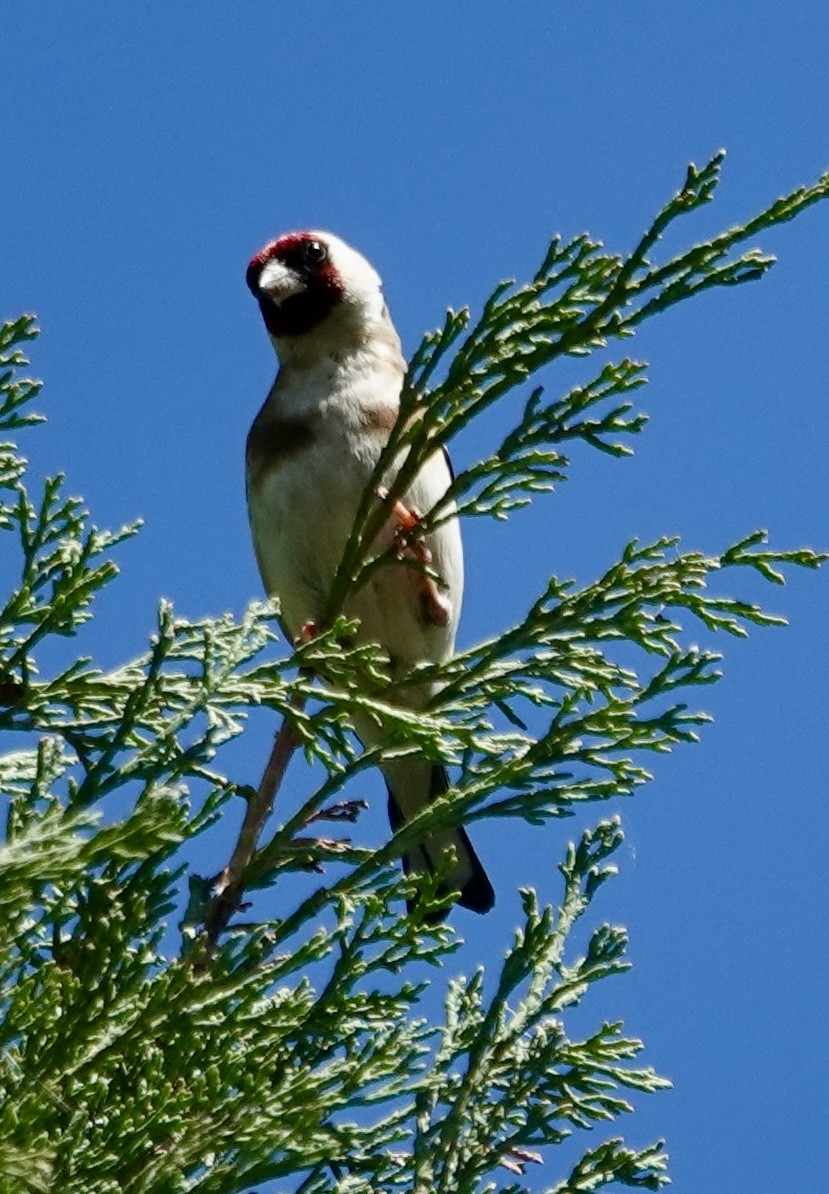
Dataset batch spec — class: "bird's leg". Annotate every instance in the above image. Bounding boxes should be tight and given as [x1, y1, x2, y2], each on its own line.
[376, 487, 423, 536]
[295, 619, 319, 646]
[375, 486, 451, 627]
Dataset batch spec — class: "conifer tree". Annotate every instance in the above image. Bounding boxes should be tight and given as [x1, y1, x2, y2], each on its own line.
[1, 153, 826, 1192]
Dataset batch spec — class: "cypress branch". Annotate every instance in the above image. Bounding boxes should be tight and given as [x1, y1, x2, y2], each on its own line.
[1, 153, 827, 1191]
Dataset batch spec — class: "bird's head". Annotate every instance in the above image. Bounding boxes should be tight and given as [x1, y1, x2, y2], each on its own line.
[246, 231, 389, 354]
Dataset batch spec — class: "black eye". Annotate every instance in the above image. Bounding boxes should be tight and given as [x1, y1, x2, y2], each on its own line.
[303, 239, 328, 266]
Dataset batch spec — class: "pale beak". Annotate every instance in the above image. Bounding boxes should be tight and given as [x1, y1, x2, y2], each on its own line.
[259, 259, 304, 302]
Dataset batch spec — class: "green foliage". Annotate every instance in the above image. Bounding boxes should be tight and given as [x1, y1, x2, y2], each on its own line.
[0, 155, 826, 1192]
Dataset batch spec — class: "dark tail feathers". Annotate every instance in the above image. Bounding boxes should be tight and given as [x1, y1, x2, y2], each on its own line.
[387, 764, 495, 915]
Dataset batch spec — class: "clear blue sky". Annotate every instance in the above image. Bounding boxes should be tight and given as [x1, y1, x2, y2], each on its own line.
[3, 3, 828, 1190]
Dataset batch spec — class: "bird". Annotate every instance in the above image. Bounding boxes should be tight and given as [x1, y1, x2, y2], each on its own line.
[244, 229, 494, 915]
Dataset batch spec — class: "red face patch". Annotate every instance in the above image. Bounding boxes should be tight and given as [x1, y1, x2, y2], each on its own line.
[246, 232, 327, 292]
[245, 232, 345, 336]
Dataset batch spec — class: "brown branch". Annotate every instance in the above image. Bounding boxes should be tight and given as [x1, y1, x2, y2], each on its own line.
[202, 698, 304, 947]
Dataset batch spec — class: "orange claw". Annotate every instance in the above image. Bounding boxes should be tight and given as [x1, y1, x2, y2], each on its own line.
[376, 485, 424, 537]
[390, 498, 420, 532]
[376, 485, 421, 531]
[296, 619, 319, 646]
[376, 486, 450, 628]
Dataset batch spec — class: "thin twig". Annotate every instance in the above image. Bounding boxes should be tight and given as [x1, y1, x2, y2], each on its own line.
[202, 696, 304, 946]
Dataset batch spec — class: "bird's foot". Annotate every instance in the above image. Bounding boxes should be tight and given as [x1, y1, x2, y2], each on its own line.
[375, 486, 451, 628]
[295, 619, 319, 646]
[376, 485, 422, 533]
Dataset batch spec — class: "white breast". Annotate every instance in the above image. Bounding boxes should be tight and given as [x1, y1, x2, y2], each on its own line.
[248, 421, 463, 688]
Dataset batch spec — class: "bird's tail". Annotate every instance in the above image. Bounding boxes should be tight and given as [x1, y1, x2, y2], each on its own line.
[386, 762, 495, 915]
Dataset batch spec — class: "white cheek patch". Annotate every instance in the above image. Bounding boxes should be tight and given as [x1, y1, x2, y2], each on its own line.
[260, 258, 303, 301]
